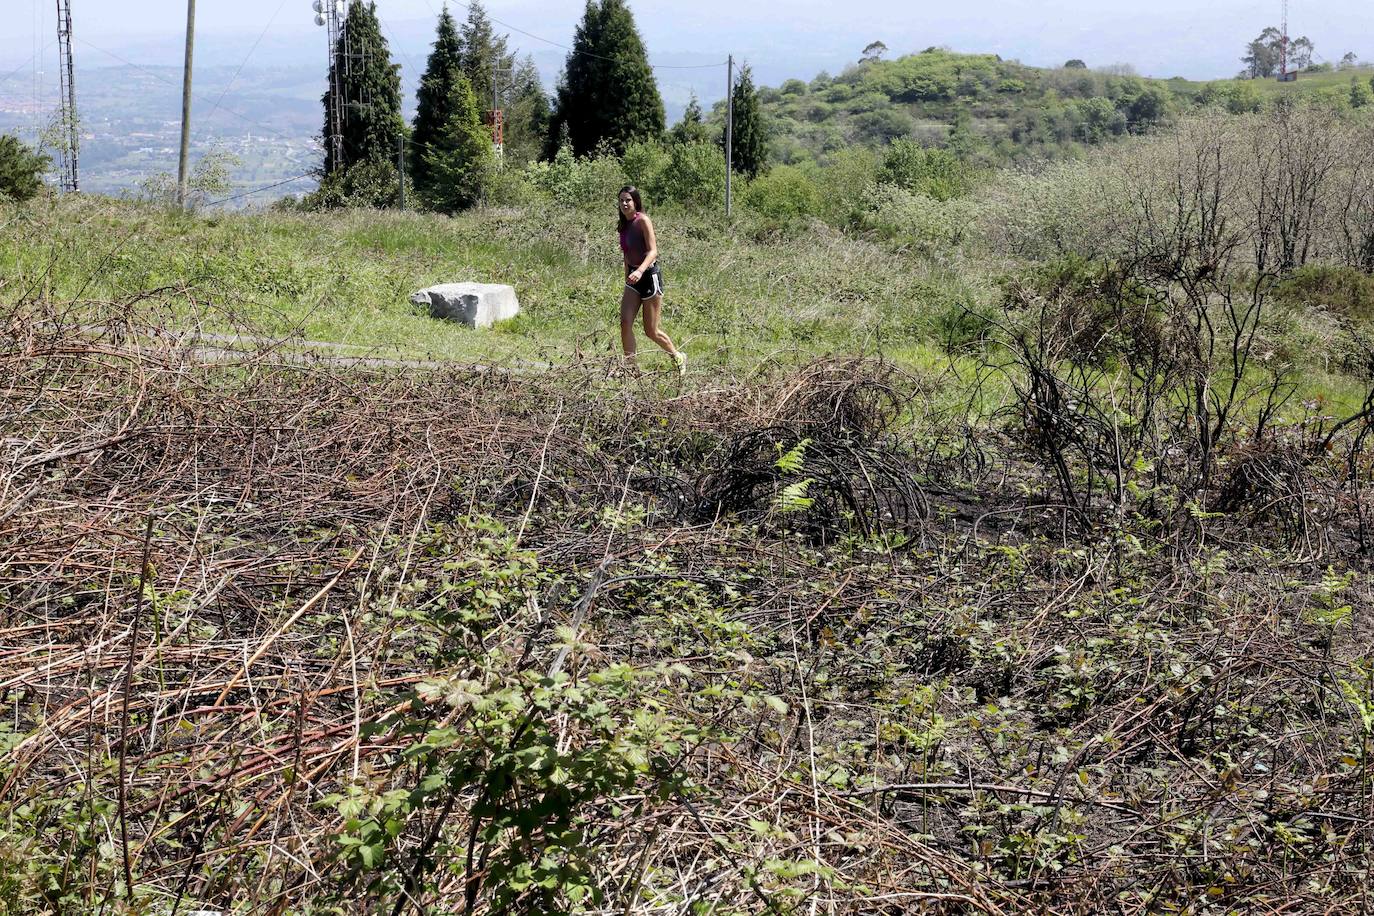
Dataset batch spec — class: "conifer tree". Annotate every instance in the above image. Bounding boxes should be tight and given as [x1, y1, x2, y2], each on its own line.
[459, 1, 511, 117]
[729, 63, 766, 178]
[322, 0, 404, 174]
[547, 0, 665, 157]
[422, 70, 493, 212]
[670, 93, 708, 145]
[411, 6, 464, 196]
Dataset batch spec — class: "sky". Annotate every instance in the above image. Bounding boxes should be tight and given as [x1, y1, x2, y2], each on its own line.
[4, 0, 1374, 100]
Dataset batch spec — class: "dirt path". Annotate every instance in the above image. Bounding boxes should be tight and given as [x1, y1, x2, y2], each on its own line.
[74, 325, 549, 371]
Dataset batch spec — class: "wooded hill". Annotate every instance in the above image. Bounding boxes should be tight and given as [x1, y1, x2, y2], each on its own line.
[745, 47, 1374, 164]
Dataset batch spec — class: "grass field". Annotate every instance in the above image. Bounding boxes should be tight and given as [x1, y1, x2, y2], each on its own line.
[1, 195, 981, 372]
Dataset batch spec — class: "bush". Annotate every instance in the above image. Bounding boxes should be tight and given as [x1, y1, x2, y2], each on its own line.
[622, 139, 729, 210]
[657, 141, 725, 209]
[815, 147, 880, 227]
[0, 134, 51, 202]
[303, 158, 410, 210]
[878, 140, 974, 200]
[137, 149, 238, 210]
[742, 164, 821, 221]
[483, 164, 542, 207]
[861, 187, 978, 253]
[621, 139, 670, 197]
[525, 144, 628, 209]
[1276, 264, 1374, 326]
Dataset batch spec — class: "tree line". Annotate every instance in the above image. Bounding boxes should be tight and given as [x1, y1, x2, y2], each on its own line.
[315, 0, 766, 212]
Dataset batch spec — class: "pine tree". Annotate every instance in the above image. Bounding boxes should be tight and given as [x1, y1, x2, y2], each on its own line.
[547, 0, 664, 157]
[322, 0, 404, 174]
[670, 93, 708, 145]
[422, 70, 493, 212]
[459, 0, 511, 118]
[729, 63, 766, 178]
[411, 7, 464, 196]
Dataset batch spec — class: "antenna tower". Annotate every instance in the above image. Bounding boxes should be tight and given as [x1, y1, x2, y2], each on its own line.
[55, 0, 79, 191]
[1277, 0, 1296, 82]
[315, 0, 346, 171]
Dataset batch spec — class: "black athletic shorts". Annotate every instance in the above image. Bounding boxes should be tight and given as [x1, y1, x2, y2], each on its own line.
[626, 262, 664, 299]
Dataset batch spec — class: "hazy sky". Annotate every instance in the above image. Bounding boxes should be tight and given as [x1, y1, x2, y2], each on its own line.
[5, 0, 1374, 85]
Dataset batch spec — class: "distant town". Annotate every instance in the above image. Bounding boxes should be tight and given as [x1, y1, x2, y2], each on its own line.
[0, 63, 323, 204]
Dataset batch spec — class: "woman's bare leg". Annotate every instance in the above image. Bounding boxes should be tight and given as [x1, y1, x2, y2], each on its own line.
[620, 287, 641, 364]
[640, 295, 677, 356]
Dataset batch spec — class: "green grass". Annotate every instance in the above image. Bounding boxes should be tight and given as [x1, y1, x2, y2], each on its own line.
[1, 196, 980, 371]
[1205, 67, 1370, 98]
[2, 192, 1369, 418]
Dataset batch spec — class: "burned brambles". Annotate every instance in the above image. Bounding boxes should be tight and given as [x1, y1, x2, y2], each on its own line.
[2, 297, 1374, 913]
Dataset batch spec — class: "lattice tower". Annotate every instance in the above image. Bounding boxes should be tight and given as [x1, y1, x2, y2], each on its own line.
[55, 0, 78, 191]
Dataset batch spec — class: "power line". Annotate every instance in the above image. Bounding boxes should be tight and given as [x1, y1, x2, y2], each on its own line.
[75, 37, 309, 147]
[205, 172, 314, 207]
[209, 0, 290, 117]
[0, 47, 47, 86]
[373, 10, 418, 78]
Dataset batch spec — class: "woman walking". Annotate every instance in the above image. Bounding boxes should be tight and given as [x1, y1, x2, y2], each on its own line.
[617, 185, 686, 373]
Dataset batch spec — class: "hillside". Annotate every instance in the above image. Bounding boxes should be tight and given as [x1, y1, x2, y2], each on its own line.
[5, 103, 1374, 913]
[750, 48, 1374, 163]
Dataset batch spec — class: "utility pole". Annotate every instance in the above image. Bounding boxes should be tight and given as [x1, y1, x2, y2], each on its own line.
[176, 0, 196, 208]
[490, 61, 511, 160]
[397, 135, 406, 209]
[55, 0, 79, 192]
[725, 54, 733, 217]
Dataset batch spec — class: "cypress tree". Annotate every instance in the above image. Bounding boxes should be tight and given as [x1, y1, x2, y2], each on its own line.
[322, 0, 404, 174]
[548, 0, 664, 157]
[412, 7, 464, 197]
[459, 1, 511, 117]
[729, 63, 766, 178]
[670, 93, 708, 145]
[422, 70, 492, 212]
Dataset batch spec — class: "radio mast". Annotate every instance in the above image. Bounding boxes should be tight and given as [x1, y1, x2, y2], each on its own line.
[1277, 0, 1296, 82]
[315, 0, 346, 171]
[55, 0, 79, 190]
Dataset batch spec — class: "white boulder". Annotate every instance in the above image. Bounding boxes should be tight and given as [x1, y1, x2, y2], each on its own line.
[410, 283, 520, 328]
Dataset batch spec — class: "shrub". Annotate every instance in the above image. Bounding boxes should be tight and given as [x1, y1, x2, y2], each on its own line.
[1276, 264, 1374, 326]
[304, 158, 410, 210]
[0, 134, 51, 202]
[815, 146, 880, 227]
[1072, 97, 1128, 142]
[878, 140, 974, 200]
[742, 164, 821, 221]
[137, 148, 239, 210]
[657, 141, 725, 209]
[483, 164, 542, 207]
[621, 139, 670, 197]
[861, 187, 978, 253]
[525, 144, 628, 209]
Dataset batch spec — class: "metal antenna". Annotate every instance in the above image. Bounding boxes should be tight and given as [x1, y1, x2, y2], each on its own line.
[54, 0, 79, 191]
[315, 0, 345, 171]
[1279, 0, 1288, 79]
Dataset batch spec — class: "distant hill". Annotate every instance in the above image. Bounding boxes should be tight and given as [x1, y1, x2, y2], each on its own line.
[4, 45, 1370, 202]
[743, 49, 1374, 165]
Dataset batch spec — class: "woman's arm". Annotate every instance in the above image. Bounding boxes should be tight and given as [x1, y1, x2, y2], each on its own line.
[628, 217, 659, 281]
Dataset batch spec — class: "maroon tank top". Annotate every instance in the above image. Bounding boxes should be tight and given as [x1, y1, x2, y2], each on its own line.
[618, 212, 650, 267]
